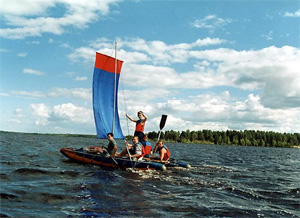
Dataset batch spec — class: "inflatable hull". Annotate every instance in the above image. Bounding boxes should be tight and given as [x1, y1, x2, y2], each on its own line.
[165, 159, 191, 169]
[60, 148, 166, 171]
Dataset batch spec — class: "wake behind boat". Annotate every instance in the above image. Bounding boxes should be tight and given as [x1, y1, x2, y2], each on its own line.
[60, 42, 191, 171]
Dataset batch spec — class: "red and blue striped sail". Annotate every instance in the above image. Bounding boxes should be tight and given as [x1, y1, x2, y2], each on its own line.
[93, 52, 124, 139]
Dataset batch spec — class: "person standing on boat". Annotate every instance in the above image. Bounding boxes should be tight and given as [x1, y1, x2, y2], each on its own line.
[141, 134, 152, 158]
[126, 111, 147, 142]
[152, 140, 170, 163]
[116, 136, 143, 158]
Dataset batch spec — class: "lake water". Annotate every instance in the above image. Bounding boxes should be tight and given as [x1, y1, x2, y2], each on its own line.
[1, 132, 299, 217]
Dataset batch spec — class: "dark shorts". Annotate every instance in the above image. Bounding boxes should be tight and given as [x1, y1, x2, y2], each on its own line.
[134, 131, 144, 142]
[129, 149, 135, 155]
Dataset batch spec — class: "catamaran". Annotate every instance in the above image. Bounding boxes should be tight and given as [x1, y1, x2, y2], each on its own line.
[60, 43, 190, 171]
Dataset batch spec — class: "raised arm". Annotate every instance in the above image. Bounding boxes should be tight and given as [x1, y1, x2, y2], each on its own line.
[142, 113, 147, 123]
[126, 114, 137, 122]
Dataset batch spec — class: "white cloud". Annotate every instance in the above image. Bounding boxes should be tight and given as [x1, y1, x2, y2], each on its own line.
[75, 76, 88, 81]
[284, 9, 300, 17]
[189, 46, 300, 109]
[17, 52, 27, 57]
[10, 90, 45, 98]
[148, 93, 300, 133]
[53, 103, 93, 123]
[261, 30, 273, 41]
[126, 46, 300, 110]
[4, 87, 91, 100]
[0, 48, 10, 53]
[30, 103, 51, 120]
[14, 108, 24, 118]
[34, 118, 49, 126]
[10, 37, 296, 133]
[120, 37, 227, 65]
[9, 118, 22, 124]
[8, 108, 25, 124]
[0, 93, 10, 97]
[65, 72, 76, 77]
[29, 102, 93, 126]
[126, 92, 299, 133]
[60, 43, 72, 49]
[68, 47, 95, 63]
[0, 0, 55, 16]
[0, 0, 121, 39]
[191, 14, 232, 33]
[119, 90, 300, 134]
[26, 40, 40, 44]
[69, 38, 300, 111]
[48, 88, 91, 101]
[23, 68, 45, 75]
[118, 88, 172, 120]
[70, 37, 227, 65]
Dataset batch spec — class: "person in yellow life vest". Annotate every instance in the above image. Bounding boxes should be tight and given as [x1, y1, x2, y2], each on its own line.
[126, 111, 147, 142]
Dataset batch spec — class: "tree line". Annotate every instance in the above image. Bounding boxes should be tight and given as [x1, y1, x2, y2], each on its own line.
[144, 130, 300, 148]
[3, 130, 298, 148]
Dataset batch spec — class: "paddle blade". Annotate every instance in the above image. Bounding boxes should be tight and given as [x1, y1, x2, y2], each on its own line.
[159, 114, 167, 130]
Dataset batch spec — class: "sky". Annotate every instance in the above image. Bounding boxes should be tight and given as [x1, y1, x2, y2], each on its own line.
[0, 0, 300, 135]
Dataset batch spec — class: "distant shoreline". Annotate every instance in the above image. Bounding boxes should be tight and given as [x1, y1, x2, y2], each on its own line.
[1, 130, 299, 149]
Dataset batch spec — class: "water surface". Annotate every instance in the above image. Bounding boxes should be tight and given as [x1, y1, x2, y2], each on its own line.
[1, 132, 299, 217]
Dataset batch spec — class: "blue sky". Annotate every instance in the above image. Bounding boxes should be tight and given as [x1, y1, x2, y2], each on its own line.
[1, 0, 299, 135]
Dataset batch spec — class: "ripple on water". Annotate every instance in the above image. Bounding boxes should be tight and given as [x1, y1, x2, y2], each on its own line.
[1, 132, 300, 217]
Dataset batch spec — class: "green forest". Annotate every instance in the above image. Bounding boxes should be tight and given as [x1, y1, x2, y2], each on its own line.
[144, 130, 300, 148]
[2, 130, 299, 148]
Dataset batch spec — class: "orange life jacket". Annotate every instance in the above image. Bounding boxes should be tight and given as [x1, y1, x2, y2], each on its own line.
[143, 141, 152, 156]
[158, 145, 170, 161]
[136, 141, 153, 159]
[135, 119, 145, 132]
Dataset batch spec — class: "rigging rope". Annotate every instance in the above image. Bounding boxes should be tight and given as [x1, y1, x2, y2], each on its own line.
[112, 41, 118, 135]
[119, 66, 133, 165]
[120, 66, 131, 137]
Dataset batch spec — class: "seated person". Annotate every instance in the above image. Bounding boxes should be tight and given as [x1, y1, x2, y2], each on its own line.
[151, 140, 170, 163]
[105, 132, 118, 157]
[141, 134, 152, 158]
[116, 136, 142, 158]
[85, 133, 118, 158]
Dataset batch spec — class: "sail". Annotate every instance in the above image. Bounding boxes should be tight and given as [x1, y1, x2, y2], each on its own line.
[93, 52, 124, 139]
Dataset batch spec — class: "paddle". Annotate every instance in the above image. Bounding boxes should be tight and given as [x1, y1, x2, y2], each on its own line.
[99, 146, 119, 164]
[109, 149, 118, 164]
[157, 114, 167, 141]
[111, 155, 118, 164]
[148, 114, 168, 163]
[124, 139, 132, 161]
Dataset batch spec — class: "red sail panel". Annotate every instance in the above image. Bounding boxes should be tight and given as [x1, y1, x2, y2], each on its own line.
[94, 52, 123, 74]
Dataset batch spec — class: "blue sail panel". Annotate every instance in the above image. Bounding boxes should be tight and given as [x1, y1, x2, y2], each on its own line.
[93, 52, 124, 139]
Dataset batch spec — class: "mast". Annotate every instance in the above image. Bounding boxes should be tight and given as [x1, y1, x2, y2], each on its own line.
[112, 41, 117, 134]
